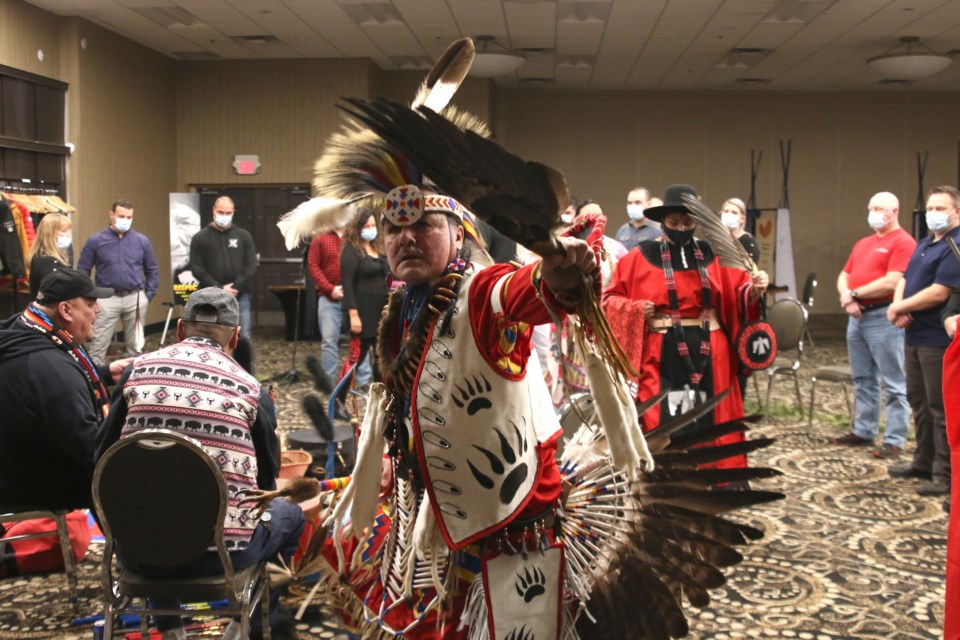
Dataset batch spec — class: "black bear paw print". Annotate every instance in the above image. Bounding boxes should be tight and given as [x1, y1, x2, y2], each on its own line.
[452, 374, 493, 416]
[504, 626, 534, 640]
[467, 422, 528, 505]
[515, 566, 546, 603]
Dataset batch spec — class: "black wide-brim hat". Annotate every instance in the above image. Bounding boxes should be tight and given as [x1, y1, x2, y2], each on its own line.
[642, 183, 699, 222]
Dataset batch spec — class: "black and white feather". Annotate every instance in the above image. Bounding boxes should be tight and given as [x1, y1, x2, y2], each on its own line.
[682, 193, 756, 273]
[560, 397, 782, 640]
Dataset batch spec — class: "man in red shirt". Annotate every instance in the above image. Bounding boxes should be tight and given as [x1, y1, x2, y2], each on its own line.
[307, 225, 345, 384]
[834, 191, 916, 457]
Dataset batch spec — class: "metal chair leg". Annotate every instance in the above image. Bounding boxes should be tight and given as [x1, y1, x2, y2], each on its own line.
[842, 383, 853, 423]
[808, 377, 817, 427]
[52, 512, 79, 614]
[765, 371, 776, 414]
[792, 372, 804, 420]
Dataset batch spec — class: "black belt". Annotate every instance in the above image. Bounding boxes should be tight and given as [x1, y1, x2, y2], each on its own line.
[113, 289, 142, 296]
[861, 302, 890, 312]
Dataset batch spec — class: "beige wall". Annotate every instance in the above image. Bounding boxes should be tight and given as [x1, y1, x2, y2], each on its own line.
[176, 58, 374, 188]
[175, 62, 494, 189]
[497, 89, 960, 314]
[0, 0, 62, 79]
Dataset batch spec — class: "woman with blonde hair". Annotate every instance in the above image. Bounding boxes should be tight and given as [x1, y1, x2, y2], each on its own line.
[28, 212, 73, 297]
[720, 197, 760, 263]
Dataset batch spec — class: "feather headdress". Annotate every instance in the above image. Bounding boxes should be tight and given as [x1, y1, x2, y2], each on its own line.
[277, 37, 490, 251]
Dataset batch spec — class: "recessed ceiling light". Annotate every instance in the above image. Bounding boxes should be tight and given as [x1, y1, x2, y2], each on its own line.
[235, 35, 279, 44]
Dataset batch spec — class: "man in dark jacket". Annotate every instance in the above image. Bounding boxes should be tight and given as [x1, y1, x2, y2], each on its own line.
[188, 196, 257, 338]
[0, 268, 124, 510]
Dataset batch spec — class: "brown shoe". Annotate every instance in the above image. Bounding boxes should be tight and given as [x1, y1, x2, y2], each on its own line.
[834, 432, 873, 446]
[873, 443, 902, 458]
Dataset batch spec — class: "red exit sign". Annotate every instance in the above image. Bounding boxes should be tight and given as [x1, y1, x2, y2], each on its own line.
[232, 155, 261, 175]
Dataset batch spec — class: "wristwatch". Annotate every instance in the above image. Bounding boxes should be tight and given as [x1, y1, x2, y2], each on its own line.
[849, 290, 859, 300]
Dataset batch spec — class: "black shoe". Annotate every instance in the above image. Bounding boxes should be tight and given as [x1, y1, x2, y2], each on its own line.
[834, 432, 873, 446]
[888, 464, 932, 480]
[916, 480, 950, 496]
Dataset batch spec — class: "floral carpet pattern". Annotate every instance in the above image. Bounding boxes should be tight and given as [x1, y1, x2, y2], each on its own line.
[0, 330, 948, 639]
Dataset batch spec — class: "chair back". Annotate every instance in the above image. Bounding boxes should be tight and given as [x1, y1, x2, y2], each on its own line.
[92, 430, 229, 571]
[767, 298, 806, 354]
[801, 272, 817, 308]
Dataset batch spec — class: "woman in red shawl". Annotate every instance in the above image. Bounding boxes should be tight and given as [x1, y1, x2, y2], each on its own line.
[603, 184, 768, 469]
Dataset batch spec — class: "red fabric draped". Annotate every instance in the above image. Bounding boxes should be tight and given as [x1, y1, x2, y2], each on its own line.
[943, 337, 960, 639]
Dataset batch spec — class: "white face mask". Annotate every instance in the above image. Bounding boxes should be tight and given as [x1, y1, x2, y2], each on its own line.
[113, 218, 132, 233]
[926, 210, 950, 232]
[360, 228, 378, 242]
[214, 214, 233, 229]
[721, 212, 741, 229]
[867, 211, 887, 230]
[560, 213, 573, 224]
[626, 204, 645, 221]
[56, 234, 72, 249]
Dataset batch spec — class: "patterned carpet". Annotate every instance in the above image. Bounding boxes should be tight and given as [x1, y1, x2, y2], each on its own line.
[0, 329, 948, 639]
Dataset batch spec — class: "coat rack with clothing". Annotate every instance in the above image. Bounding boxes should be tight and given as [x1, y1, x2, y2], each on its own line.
[0, 180, 75, 314]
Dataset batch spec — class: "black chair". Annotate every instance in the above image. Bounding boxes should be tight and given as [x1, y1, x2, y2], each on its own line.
[92, 429, 270, 640]
[0, 506, 79, 614]
[801, 272, 817, 348]
[762, 298, 807, 417]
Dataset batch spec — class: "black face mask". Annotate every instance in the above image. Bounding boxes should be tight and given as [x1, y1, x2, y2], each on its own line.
[664, 227, 695, 246]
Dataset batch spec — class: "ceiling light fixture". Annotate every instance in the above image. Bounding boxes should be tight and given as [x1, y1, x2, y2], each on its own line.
[866, 36, 952, 81]
[469, 35, 525, 78]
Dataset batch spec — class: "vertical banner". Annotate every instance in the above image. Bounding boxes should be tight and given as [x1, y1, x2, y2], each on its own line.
[755, 214, 776, 279]
[774, 208, 797, 301]
[169, 193, 201, 305]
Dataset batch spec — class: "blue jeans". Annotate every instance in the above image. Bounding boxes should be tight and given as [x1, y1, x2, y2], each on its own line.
[237, 292, 253, 338]
[120, 499, 305, 631]
[355, 351, 373, 387]
[846, 308, 910, 446]
[317, 297, 342, 382]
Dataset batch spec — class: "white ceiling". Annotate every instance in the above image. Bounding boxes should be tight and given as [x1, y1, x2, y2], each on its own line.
[24, 0, 960, 91]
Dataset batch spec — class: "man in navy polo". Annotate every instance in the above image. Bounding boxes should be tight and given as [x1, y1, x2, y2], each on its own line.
[887, 185, 960, 497]
[78, 199, 159, 365]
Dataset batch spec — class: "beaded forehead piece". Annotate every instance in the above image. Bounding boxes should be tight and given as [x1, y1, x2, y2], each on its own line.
[383, 185, 465, 227]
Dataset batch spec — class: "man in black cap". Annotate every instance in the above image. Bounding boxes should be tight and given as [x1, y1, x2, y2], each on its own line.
[97, 287, 303, 640]
[0, 268, 126, 510]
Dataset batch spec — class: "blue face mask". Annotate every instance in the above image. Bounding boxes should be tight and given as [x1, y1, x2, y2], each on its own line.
[113, 218, 132, 233]
[360, 228, 378, 242]
[926, 210, 950, 232]
[214, 214, 233, 229]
